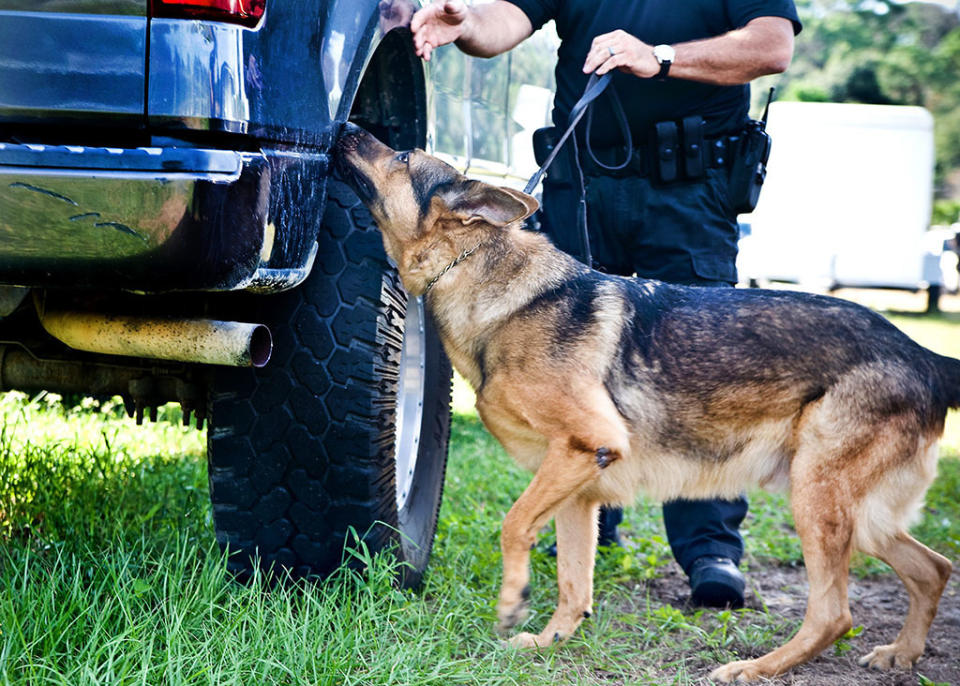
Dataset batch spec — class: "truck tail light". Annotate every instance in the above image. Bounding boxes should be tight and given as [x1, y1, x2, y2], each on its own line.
[150, 0, 266, 28]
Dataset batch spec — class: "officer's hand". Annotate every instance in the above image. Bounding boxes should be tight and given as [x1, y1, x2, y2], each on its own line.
[412, 0, 469, 61]
[583, 30, 659, 78]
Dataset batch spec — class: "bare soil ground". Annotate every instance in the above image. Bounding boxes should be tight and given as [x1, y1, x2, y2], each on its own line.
[645, 563, 960, 685]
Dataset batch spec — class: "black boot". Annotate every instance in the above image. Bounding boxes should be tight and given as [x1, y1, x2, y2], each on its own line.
[688, 556, 745, 608]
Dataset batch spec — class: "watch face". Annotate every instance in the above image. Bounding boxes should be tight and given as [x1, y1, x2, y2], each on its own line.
[654, 44, 675, 64]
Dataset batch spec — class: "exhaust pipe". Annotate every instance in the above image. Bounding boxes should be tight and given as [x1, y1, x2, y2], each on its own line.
[38, 310, 272, 368]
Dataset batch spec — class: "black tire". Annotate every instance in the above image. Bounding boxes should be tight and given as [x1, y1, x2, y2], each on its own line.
[207, 179, 452, 588]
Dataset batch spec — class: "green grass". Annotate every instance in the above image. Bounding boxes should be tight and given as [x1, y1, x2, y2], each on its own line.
[0, 302, 958, 685]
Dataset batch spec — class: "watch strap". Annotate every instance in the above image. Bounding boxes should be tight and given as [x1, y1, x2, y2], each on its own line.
[656, 59, 671, 80]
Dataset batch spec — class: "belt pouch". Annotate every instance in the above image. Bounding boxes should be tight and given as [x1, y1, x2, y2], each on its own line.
[653, 121, 679, 183]
[681, 115, 705, 179]
[533, 126, 573, 186]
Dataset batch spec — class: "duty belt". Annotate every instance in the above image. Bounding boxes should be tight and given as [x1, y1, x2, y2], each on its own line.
[580, 131, 740, 180]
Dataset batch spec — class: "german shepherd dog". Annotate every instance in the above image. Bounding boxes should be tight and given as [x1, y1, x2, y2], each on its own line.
[334, 124, 956, 682]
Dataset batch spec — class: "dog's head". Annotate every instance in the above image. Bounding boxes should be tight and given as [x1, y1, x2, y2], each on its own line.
[334, 123, 538, 295]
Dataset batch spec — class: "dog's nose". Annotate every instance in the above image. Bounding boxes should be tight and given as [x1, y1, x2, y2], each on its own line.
[333, 122, 394, 180]
[333, 123, 366, 177]
[340, 121, 363, 138]
[336, 122, 362, 152]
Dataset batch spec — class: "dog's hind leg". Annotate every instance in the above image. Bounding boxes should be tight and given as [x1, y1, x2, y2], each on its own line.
[858, 531, 951, 670]
[854, 438, 952, 670]
[711, 460, 855, 682]
[509, 496, 600, 648]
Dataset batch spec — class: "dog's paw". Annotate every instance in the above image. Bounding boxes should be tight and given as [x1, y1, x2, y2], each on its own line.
[506, 631, 567, 649]
[496, 604, 529, 633]
[506, 632, 543, 649]
[496, 593, 530, 632]
[858, 644, 920, 671]
[709, 659, 766, 683]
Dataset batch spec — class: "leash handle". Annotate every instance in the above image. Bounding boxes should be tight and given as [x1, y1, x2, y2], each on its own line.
[523, 72, 612, 195]
[584, 79, 633, 172]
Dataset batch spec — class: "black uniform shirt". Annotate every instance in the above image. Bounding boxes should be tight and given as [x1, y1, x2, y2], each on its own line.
[506, 0, 802, 144]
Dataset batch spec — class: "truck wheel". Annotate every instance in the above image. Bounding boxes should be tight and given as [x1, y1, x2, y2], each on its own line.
[206, 179, 452, 588]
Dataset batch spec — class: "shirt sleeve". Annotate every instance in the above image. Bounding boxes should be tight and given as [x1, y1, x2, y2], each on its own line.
[727, 0, 802, 35]
[503, 0, 559, 33]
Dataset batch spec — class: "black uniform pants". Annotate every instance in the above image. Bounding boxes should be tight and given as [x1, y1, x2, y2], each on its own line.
[539, 166, 747, 574]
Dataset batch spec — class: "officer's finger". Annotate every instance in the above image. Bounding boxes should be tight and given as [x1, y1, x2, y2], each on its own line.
[415, 0, 450, 29]
[583, 42, 617, 73]
[582, 41, 607, 72]
[595, 52, 622, 76]
[591, 31, 625, 57]
[410, 3, 434, 32]
[443, 0, 466, 15]
[591, 30, 616, 45]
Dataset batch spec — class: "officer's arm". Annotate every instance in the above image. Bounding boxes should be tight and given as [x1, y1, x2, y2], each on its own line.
[412, 0, 533, 61]
[583, 17, 795, 85]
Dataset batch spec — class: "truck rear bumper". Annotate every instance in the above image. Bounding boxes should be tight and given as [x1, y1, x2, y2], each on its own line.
[0, 142, 325, 293]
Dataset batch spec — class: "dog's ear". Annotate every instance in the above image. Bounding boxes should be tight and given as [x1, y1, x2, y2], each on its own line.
[446, 181, 539, 227]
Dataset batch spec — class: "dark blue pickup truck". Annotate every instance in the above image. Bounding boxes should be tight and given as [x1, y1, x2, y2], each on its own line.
[0, 0, 556, 585]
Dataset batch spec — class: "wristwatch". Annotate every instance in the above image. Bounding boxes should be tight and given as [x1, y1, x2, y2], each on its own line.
[652, 44, 675, 80]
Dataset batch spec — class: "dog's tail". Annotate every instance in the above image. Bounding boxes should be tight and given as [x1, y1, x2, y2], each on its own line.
[937, 353, 960, 409]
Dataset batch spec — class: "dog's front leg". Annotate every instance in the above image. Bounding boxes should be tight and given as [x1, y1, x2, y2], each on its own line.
[497, 439, 614, 643]
[514, 496, 600, 648]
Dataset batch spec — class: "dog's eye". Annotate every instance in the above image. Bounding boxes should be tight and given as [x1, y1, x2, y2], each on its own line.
[396, 151, 410, 164]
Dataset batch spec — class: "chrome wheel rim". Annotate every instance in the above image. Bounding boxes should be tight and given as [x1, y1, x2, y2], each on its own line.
[394, 295, 426, 512]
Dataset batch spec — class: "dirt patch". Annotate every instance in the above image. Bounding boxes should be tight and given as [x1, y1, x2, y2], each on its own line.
[643, 563, 960, 685]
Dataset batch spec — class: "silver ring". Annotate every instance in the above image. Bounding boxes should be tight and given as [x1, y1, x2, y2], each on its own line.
[608, 46, 616, 57]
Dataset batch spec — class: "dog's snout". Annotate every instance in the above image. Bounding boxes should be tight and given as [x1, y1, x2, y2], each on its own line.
[333, 123, 365, 179]
[335, 122, 361, 154]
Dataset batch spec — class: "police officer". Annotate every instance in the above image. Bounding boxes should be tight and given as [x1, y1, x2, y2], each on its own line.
[412, 0, 801, 607]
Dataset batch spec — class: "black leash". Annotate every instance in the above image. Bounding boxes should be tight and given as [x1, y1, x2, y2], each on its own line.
[424, 76, 622, 292]
[523, 72, 632, 267]
[523, 72, 614, 195]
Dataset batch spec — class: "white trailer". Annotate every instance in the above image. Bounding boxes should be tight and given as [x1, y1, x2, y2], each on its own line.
[737, 101, 946, 303]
